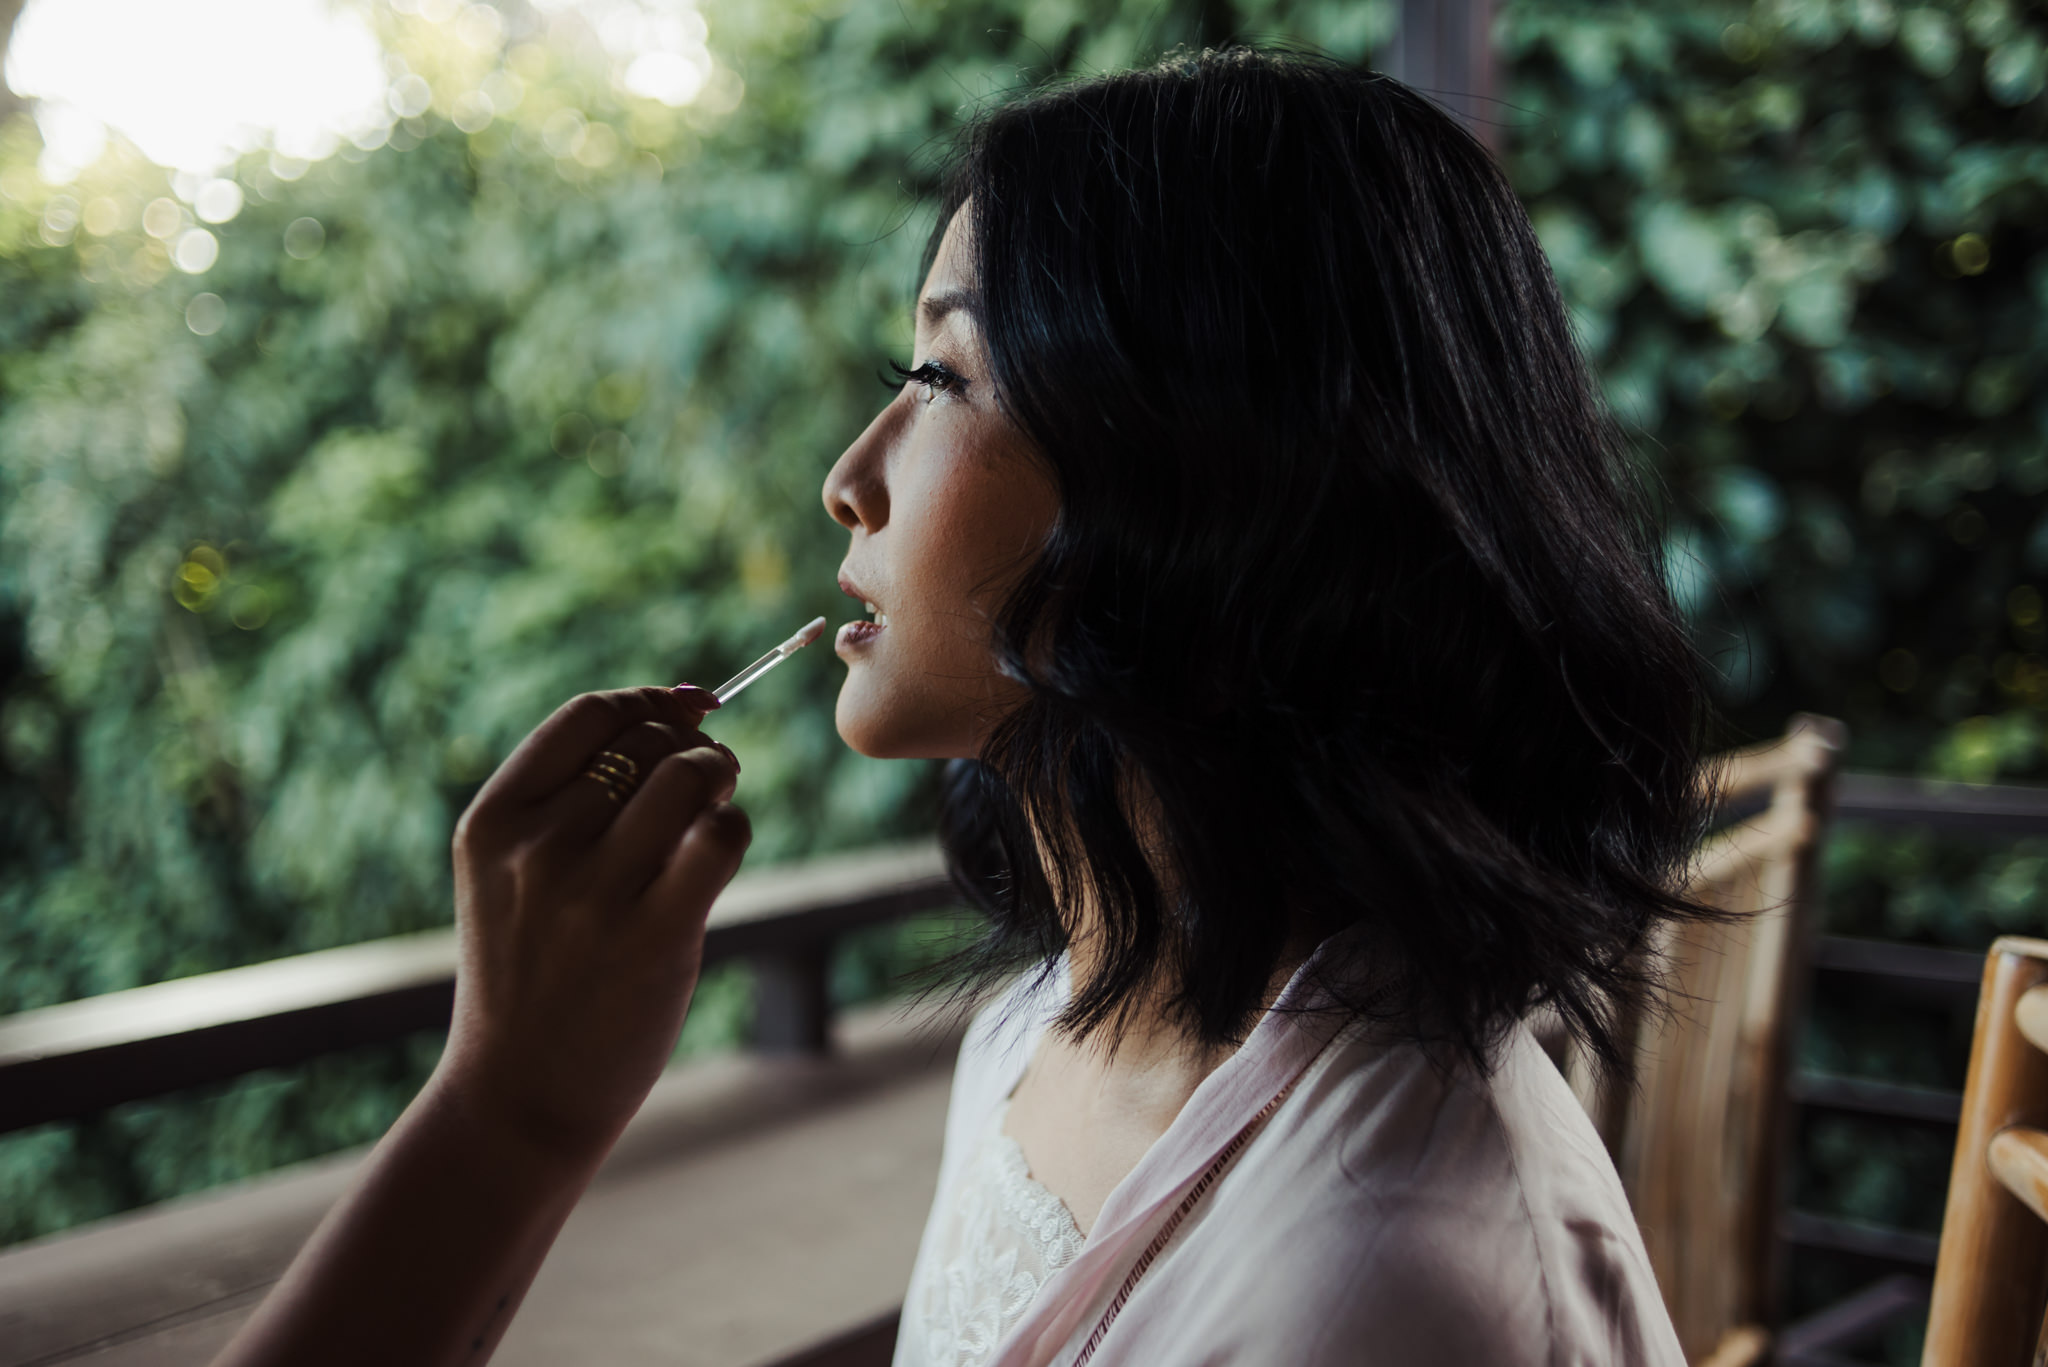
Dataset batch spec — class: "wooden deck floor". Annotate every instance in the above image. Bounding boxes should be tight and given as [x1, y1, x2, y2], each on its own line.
[0, 999, 964, 1367]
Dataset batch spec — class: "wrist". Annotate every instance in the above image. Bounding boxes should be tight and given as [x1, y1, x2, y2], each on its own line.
[418, 1060, 622, 1184]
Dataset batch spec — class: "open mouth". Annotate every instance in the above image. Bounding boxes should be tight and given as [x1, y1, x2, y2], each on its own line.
[836, 573, 888, 655]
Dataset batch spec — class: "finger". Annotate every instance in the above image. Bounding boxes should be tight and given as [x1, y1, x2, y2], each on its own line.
[671, 683, 722, 719]
[598, 745, 741, 893]
[635, 800, 752, 936]
[594, 721, 705, 777]
[522, 721, 703, 851]
[480, 688, 714, 808]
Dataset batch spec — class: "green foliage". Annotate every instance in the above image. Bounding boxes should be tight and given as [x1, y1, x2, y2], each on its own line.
[0, 1034, 444, 1243]
[831, 906, 985, 1007]
[1501, 0, 2048, 781]
[1826, 823, 2048, 945]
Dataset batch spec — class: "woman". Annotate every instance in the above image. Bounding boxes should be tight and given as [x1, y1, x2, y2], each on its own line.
[215, 48, 1704, 1367]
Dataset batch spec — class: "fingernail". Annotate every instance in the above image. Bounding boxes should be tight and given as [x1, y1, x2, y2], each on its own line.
[711, 741, 741, 774]
[671, 683, 721, 708]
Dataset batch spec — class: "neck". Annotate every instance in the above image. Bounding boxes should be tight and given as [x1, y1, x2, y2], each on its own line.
[998, 837, 1320, 1238]
[1057, 913, 1320, 1093]
[1026, 785, 1318, 1097]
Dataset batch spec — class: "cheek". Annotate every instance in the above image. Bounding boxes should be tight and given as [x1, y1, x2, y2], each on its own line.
[833, 427, 1056, 759]
[904, 453, 1053, 628]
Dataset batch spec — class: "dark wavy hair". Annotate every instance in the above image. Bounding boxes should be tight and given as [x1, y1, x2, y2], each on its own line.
[931, 47, 1712, 1077]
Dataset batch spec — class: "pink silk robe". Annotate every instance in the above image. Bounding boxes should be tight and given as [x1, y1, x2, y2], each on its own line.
[895, 952, 1687, 1367]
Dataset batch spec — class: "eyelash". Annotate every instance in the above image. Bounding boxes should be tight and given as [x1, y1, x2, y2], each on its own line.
[886, 359, 968, 402]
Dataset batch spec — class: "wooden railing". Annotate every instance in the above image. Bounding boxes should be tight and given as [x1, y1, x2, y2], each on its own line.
[4, 778, 2031, 1155]
[1770, 773, 2048, 1365]
[11, 776, 2040, 1139]
[0, 840, 956, 1136]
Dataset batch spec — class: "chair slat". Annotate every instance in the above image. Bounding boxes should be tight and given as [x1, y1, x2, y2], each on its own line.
[1694, 1324, 1769, 1367]
[2017, 984, 2048, 1058]
[1923, 937, 2048, 1365]
[1989, 1128, 2048, 1225]
[1592, 716, 1843, 1361]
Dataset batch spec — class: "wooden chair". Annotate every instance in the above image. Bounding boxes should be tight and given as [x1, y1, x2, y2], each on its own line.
[1921, 935, 2048, 1364]
[1565, 716, 1846, 1367]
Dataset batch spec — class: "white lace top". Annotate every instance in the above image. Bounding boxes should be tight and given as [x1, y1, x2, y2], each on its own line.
[897, 1098, 1087, 1367]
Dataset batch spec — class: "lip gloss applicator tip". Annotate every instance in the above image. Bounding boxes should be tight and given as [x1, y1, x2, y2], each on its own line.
[712, 616, 829, 703]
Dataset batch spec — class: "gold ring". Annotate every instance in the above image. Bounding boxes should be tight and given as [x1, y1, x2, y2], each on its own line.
[581, 752, 643, 804]
[581, 771, 629, 803]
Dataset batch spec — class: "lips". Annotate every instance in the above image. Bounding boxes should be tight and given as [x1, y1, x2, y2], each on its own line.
[836, 572, 888, 627]
[836, 571, 888, 657]
[836, 619, 885, 653]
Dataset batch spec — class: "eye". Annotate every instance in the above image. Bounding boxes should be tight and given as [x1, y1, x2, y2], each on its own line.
[885, 358, 968, 404]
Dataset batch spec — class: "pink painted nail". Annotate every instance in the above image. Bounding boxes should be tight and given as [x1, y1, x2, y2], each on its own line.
[711, 741, 741, 774]
[671, 683, 721, 708]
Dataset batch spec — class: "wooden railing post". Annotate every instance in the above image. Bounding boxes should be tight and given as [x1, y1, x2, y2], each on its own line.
[1923, 936, 2048, 1365]
[752, 947, 832, 1054]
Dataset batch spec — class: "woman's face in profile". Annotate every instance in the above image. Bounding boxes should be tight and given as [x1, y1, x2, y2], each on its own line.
[820, 208, 1058, 759]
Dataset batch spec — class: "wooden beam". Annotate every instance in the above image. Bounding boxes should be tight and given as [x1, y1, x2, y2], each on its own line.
[1810, 935, 1985, 1000]
[1835, 772, 2048, 834]
[1788, 1071, 1962, 1126]
[0, 934, 460, 1136]
[1379, 0, 1499, 148]
[1780, 1211, 1940, 1268]
[1773, 1273, 1929, 1362]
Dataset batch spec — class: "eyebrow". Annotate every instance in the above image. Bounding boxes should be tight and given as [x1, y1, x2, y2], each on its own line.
[918, 288, 981, 330]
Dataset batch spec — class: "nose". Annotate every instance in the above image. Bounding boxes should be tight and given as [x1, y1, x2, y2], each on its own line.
[822, 398, 899, 533]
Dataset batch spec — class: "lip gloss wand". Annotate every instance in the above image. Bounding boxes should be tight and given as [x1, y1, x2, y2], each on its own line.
[711, 616, 828, 703]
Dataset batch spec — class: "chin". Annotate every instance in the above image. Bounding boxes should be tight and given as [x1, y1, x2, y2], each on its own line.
[834, 672, 932, 759]
[832, 668, 986, 760]
[833, 685, 904, 759]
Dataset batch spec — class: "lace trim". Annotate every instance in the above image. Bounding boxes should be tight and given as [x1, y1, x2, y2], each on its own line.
[909, 1100, 1086, 1367]
[987, 1106, 1087, 1268]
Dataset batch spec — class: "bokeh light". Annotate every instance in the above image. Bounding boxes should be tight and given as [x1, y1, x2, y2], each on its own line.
[172, 228, 218, 274]
[4, 0, 741, 191]
[4, 0, 389, 177]
[282, 217, 326, 260]
[184, 291, 226, 336]
[192, 179, 243, 224]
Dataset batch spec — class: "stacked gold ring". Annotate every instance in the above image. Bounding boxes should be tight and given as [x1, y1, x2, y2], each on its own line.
[581, 750, 642, 804]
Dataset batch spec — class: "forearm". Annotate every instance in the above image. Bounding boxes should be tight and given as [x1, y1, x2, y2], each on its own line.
[208, 688, 744, 1366]
[211, 1068, 606, 1367]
